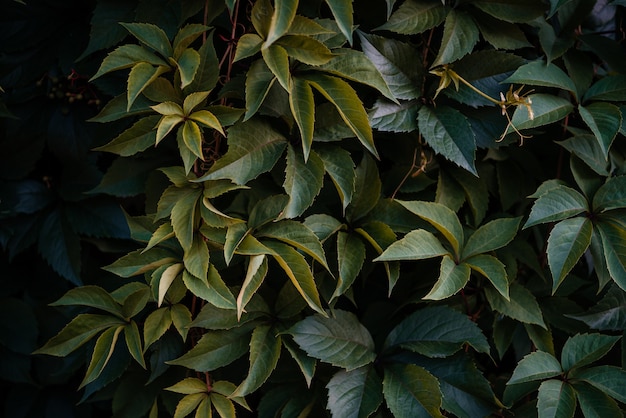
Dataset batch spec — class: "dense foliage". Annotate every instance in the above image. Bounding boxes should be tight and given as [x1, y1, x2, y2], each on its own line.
[2, 0, 626, 416]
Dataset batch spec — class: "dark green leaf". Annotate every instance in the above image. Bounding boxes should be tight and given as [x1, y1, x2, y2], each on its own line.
[289, 309, 376, 370]
[472, 0, 545, 23]
[333, 231, 366, 300]
[368, 99, 419, 133]
[547, 217, 592, 292]
[508, 94, 573, 134]
[384, 305, 490, 356]
[38, 210, 81, 285]
[432, 10, 479, 67]
[346, 153, 381, 223]
[579, 103, 622, 160]
[575, 383, 624, 418]
[326, 366, 383, 418]
[91, 44, 169, 80]
[244, 59, 276, 120]
[80, 325, 124, 388]
[51, 285, 123, 318]
[567, 285, 626, 331]
[561, 333, 621, 371]
[593, 176, 626, 212]
[570, 365, 626, 404]
[503, 61, 577, 97]
[424, 255, 471, 300]
[383, 364, 444, 418]
[465, 254, 509, 300]
[485, 282, 546, 328]
[315, 145, 355, 211]
[462, 217, 521, 259]
[583, 75, 626, 102]
[536, 380, 576, 418]
[262, 44, 290, 91]
[376, 0, 448, 34]
[93, 116, 159, 156]
[290, 76, 315, 158]
[232, 325, 281, 397]
[374, 229, 448, 262]
[507, 351, 562, 385]
[281, 145, 325, 219]
[120, 22, 172, 58]
[176, 48, 201, 89]
[523, 184, 588, 228]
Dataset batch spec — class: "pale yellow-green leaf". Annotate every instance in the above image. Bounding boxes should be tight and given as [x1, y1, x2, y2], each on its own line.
[189, 110, 224, 135]
[156, 115, 184, 144]
[151, 101, 184, 116]
[158, 263, 184, 307]
[183, 120, 204, 159]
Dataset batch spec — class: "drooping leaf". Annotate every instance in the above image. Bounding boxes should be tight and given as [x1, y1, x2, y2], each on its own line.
[418, 105, 477, 175]
[289, 309, 376, 370]
[290, 76, 315, 159]
[485, 282, 546, 328]
[376, 0, 448, 34]
[280, 145, 325, 219]
[583, 75, 626, 102]
[383, 364, 444, 418]
[575, 382, 624, 418]
[244, 59, 276, 120]
[143, 307, 173, 351]
[547, 217, 592, 292]
[264, 240, 325, 315]
[92, 115, 160, 156]
[345, 153, 381, 223]
[561, 333, 621, 372]
[424, 255, 471, 300]
[579, 103, 622, 160]
[333, 231, 366, 301]
[567, 285, 626, 331]
[374, 229, 448, 262]
[127, 63, 168, 110]
[507, 351, 562, 385]
[257, 219, 328, 269]
[472, 0, 545, 23]
[158, 263, 184, 307]
[465, 254, 509, 300]
[557, 135, 610, 176]
[120, 22, 172, 58]
[195, 119, 287, 185]
[50, 285, 123, 318]
[324, 0, 353, 44]
[536, 380, 576, 418]
[231, 325, 281, 397]
[262, 44, 290, 91]
[326, 366, 383, 418]
[597, 222, 626, 292]
[80, 325, 124, 388]
[368, 99, 419, 133]
[383, 305, 490, 356]
[91, 44, 169, 80]
[592, 176, 626, 212]
[170, 187, 202, 251]
[237, 255, 268, 320]
[432, 10, 479, 67]
[315, 145, 355, 211]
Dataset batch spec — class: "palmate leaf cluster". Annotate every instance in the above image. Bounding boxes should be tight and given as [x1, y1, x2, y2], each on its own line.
[2, 0, 626, 417]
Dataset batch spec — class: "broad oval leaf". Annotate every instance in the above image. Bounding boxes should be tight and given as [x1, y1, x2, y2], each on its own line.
[462, 216, 521, 259]
[326, 366, 383, 418]
[418, 105, 477, 175]
[383, 305, 490, 356]
[424, 255, 471, 300]
[383, 364, 444, 418]
[507, 351, 562, 385]
[503, 61, 577, 97]
[537, 380, 576, 418]
[289, 309, 376, 370]
[465, 254, 509, 300]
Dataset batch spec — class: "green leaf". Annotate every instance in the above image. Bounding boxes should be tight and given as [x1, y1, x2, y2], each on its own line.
[523, 185, 588, 228]
[508, 94, 573, 134]
[182, 120, 203, 159]
[326, 366, 383, 418]
[368, 99, 419, 133]
[557, 135, 610, 176]
[384, 305, 490, 356]
[304, 73, 378, 158]
[536, 380, 576, 418]
[262, 44, 290, 91]
[103, 248, 178, 278]
[173, 393, 207, 418]
[324, 0, 353, 44]
[127, 63, 168, 110]
[80, 325, 124, 388]
[265, 240, 325, 315]
[234, 33, 264, 62]
[144, 306, 172, 351]
[124, 321, 146, 369]
[507, 351, 562, 385]
[173, 24, 210, 58]
[156, 115, 184, 144]
[485, 282, 546, 328]
[376, 0, 448, 34]
[570, 365, 626, 403]
[176, 48, 201, 89]
[383, 364, 444, 418]
[583, 75, 626, 102]
[396, 200, 464, 257]
[575, 383, 624, 418]
[51, 285, 123, 318]
[547, 217, 592, 292]
[237, 255, 268, 320]
[315, 145, 355, 211]
[280, 145, 325, 219]
[597, 222, 626, 292]
[472, 0, 545, 23]
[276, 35, 334, 65]
[93, 115, 159, 156]
[283, 339, 316, 387]
[567, 285, 626, 331]
[186, 34, 220, 93]
[333, 231, 366, 300]
[91, 44, 169, 80]
[195, 119, 287, 185]
[465, 254, 509, 300]
[183, 234, 210, 280]
[249, 195, 290, 230]
[290, 76, 315, 159]
[317, 47, 397, 102]
[120, 22, 172, 58]
[244, 59, 276, 120]
[232, 325, 281, 397]
[33, 314, 125, 356]
[183, 268, 236, 310]
[579, 103, 622, 160]
[289, 309, 376, 370]
[593, 176, 626, 212]
[167, 325, 253, 372]
[166, 377, 208, 394]
[171, 187, 202, 251]
[424, 255, 471, 300]
[346, 153, 381, 223]
[447, 166, 489, 226]
[432, 10, 479, 67]
[561, 333, 621, 372]
[503, 61, 577, 98]
[257, 220, 328, 269]
[171, 303, 192, 341]
[418, 105, 477, 175]
[211, 392, 236, 418]
[265, 0, 298, 45]
[474, 12, 531, 50]
[462, 217, 521, 259]
[374, 229, 448, 262]
[38, 211, 81, 285]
